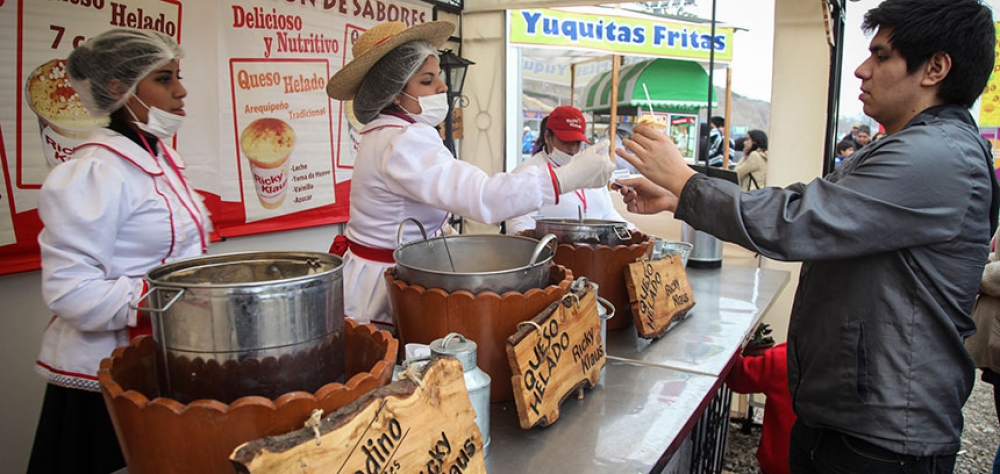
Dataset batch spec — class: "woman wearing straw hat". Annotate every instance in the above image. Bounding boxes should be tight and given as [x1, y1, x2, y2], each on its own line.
[326, 20, 614, 329]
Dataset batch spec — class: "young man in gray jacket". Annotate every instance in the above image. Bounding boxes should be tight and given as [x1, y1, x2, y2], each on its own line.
[615, 0, 999, 472]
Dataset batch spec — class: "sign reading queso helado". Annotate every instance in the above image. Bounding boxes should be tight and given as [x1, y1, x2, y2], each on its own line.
[506, 284, 605, 429]
[624, 255, 695, 339]
[509, 8, 734, 62]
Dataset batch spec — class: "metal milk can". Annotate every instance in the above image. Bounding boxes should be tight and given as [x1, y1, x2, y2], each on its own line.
[430, 332, 492, 457]
[572, 278, 615, 385]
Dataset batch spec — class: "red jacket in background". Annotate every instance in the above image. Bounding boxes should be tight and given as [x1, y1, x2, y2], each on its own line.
[725, 342, 796, 474]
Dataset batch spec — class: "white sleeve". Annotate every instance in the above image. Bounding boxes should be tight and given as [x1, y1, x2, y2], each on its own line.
[38, 158, 139, 332]
[382, 125, 557, 224]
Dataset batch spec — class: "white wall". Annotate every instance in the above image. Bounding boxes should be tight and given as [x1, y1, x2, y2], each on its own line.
[0, 223, 340, 473]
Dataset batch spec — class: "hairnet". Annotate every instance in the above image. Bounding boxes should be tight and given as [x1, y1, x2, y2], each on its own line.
[353, 40, 438, 124]
[66, 29, 183, 117]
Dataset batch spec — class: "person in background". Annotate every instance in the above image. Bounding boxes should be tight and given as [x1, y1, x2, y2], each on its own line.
[840, 121, 862, 145]
[613, 122, 639, 175]
[964, 226, 1000, 474]
[834, 140, 855, 167]
[615, 0, 999, 472]
[725, 342, 796, 474]
[707, 115, 735, 167]
[505, 106, 633, 234]
[873, 130, 887, 142]
[325, 21, 613, 329]
[852, 124, 872, 150]
[521, 125, 535, 155]
[28, 29, 210, 474]
[732, 129, 768, 190]
[732, 135, 746, 164]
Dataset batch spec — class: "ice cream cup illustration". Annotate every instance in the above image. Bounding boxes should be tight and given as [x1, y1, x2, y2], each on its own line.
[26, 59, 108, 168]
[240, 118, 296, 209]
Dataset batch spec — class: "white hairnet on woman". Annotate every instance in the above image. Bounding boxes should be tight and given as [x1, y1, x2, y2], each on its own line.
[324, 20, 614, 329]
[66, 28, 183, 117]
[28, 28, 209, 473]
[353, 40, 437, 124]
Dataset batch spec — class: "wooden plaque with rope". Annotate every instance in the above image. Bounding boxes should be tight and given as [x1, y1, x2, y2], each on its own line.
[229, 357, 485, 474]
[624, 255, 696, 339]
[505, 281, 605, 429]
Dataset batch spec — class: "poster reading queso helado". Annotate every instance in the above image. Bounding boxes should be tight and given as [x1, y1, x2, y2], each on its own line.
[230, 59, 334, 222]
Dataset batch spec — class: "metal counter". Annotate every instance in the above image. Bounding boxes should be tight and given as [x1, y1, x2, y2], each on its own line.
[485, 264, 790, 474]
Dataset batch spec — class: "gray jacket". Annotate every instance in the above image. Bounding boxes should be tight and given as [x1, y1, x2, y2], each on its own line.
[677, 105, 998, 456]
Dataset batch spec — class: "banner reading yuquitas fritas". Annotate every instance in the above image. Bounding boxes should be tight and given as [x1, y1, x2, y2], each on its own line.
[0, 0, 433, 275]
[509, 7, 734, 63]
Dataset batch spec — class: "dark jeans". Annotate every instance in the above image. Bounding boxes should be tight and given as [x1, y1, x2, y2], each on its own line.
[788, 420, 956, 474]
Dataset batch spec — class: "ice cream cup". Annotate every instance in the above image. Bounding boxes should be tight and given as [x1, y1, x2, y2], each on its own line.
[25, 59, 108, 168]
[240, 118, 296, 209]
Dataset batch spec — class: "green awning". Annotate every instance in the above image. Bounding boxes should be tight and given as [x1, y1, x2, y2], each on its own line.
[582, 58, 716, 114]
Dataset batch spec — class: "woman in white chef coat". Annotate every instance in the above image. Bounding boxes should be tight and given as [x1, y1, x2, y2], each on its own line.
[325, 21, 614, 329]
[28, 29, 210, 474]
[505, 106, 636, 235]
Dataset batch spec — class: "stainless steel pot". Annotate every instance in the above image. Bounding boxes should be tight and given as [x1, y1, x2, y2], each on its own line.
[137, 251, 345, 404]
[534, 218, 632, 246]
[393, 218, 557, 294]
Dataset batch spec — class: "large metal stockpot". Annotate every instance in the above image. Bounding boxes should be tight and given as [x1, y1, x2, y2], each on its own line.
[140, 251, 345, 404]
[534, 218, 632, 247]
[393, 218, 557, 294]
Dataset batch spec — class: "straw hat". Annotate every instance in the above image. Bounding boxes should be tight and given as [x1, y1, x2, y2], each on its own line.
[326, 21, 455, 100]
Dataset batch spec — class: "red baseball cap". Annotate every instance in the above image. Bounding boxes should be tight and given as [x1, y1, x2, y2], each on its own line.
[546, 106, 591, 144]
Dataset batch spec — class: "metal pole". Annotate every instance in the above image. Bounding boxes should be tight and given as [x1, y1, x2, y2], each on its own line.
[705, 0, 717, 166]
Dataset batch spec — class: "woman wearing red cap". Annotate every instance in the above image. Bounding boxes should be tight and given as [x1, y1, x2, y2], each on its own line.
[506, 105, 634, 234]
[326, 21, 614, 329]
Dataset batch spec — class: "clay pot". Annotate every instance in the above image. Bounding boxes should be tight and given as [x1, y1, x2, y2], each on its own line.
[385, 264, 573, 402]
[520, 230, 653, 331]
[98, 319, 396, 474]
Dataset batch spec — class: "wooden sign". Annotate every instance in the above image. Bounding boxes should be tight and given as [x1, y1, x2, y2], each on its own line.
[506, 284, 605, 429]
[624, 255, 696, 339]
[230, 357, 486, 474]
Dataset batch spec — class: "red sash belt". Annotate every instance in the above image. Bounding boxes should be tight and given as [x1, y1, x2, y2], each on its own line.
[330, 235, 395, 263]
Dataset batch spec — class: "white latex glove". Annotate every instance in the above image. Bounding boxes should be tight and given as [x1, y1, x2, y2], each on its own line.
[553, 140, 615, 193]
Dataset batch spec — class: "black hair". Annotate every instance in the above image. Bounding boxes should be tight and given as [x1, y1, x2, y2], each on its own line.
[836, 140, 855, 154]
[709, 116, 725, 128]
[862, 0, 995, 108]
[746, 129, 768, 153]
[531, 116, 549, 155]
[856, 125, 872, 135]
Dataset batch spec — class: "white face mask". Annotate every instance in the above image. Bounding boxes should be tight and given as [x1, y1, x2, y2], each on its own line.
[126, 95, 185, 139]
[547, 148, 575, 167]
[400, 92, 450, 127]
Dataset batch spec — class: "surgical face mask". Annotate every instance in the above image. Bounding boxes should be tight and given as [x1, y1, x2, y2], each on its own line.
[547, 148, 575, 167]
[400, 92, 450, 127]
[126, 95, 185, 139]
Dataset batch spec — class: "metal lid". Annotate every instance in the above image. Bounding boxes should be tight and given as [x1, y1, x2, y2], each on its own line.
[430, 333, 478, 371]
[146, 251, 344, 287]
[535, 218, 627, 227]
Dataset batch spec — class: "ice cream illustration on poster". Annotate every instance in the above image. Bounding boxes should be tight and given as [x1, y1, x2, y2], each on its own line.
[25, 59, 109, 170]
[231, 59, 335, 221]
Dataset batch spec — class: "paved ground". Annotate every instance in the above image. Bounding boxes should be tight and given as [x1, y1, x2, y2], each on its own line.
[722, 370, 999, 473]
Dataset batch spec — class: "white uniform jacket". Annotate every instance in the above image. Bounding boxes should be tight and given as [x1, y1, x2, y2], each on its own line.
[505, 150, 635, 235]
[35, 128, 210, 392]
[344, 113, 557, 325]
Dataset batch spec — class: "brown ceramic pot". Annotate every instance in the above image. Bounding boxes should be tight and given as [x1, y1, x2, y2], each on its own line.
[385, 264, 573, 402]
[520, 230, 653, 330]
[97, 319, 396, 474]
